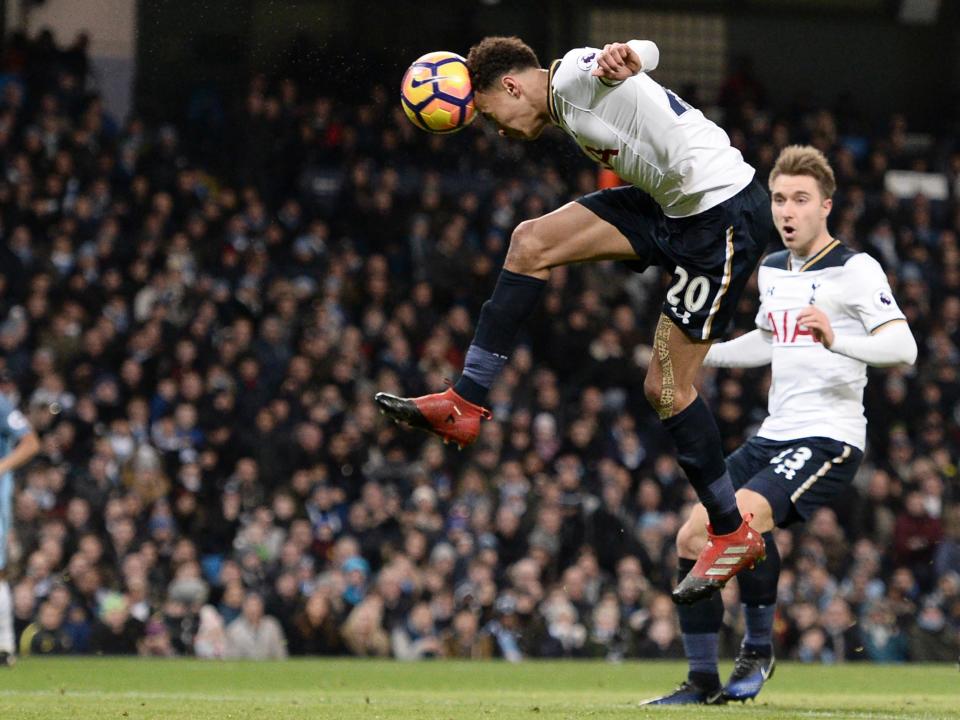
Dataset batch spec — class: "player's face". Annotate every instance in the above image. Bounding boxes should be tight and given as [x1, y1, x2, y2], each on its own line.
[770, 174, 832, 256]
[475, 78, 548, 140]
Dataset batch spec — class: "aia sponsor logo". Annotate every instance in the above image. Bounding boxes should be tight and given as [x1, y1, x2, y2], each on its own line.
[767, 309, 820, 345]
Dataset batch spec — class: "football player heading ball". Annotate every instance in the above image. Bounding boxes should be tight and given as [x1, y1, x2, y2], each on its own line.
[381, 36, 775, 602]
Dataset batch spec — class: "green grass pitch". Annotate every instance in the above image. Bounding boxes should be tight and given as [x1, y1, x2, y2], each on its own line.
[0, 658, 957, 719]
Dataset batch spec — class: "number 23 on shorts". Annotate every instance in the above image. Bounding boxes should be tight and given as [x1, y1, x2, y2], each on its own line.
[769, 447, 813, 481]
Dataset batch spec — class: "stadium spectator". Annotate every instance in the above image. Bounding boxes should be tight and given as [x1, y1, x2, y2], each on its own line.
[90, 593, 143, 655]
[19, 600, 73, 655]
[193, 604, 227, 659]
[139, 616, 177, 657]
[893, 491, 943, 590]
[340, 595, 390, 657]
[441, 609, 493, 659]
[391, 601, 442, 660]
[223, 592, 287, 660]
[907, 604, 958, 662]
[819, 598, 864, 663]
[860, 601, 909, 663]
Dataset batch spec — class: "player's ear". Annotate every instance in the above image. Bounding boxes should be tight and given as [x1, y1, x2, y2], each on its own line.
[821, 197, 832, 217]
[501, 75, 520, 98]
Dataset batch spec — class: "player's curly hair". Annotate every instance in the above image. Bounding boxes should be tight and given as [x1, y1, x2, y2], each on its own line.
[466, 36, 541, 92]
[769, 145, 837, 199]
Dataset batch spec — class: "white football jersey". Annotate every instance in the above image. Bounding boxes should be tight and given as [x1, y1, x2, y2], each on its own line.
[549, 43, 755, 218]
[755, 242, 906, 450]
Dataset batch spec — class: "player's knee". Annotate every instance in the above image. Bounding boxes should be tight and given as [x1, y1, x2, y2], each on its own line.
[505, 219, 546, 275]
[643, 372, 695, 417]
[642, 372, 662, 410]
[735, 489, 775, 532]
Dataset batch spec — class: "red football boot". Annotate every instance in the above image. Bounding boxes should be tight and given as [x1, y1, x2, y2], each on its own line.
[374, 386, 492, 449]
[672, 513, 766, 605]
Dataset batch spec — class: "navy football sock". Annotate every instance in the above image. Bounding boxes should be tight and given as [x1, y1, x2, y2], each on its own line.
[743, 607, 775, 653]
[662, 397, 742, 534]
[676, 558, 723, 680]
[738, 531, 779, 652]
[453, 269, 546, 405]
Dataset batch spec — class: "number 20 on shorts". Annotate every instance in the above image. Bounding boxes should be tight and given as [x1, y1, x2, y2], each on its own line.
[666, 267, 711, 313]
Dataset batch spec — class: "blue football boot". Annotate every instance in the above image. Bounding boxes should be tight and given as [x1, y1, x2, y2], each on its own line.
[642, 678, 725, 705]
[722, 645, 776, 702]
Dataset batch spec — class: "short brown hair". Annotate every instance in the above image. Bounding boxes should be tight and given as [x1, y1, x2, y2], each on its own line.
[466, 36, 540, 92]
[769, 145, 837, 199]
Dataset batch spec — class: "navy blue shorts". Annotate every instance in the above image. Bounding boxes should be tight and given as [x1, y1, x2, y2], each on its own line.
[577, 178, 777, 340]
[725, 436, 864, 528]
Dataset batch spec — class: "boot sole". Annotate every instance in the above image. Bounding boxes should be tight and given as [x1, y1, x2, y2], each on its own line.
[671, 577, 725, 605]
[374, 393, 431, 431]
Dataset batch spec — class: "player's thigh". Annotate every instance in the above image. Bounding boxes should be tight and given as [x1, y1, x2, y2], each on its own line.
[507, 185, 670, 273]
[644, 313, 712, 414]
[572, 185, 668, 267]
[506, 201, 638, 275]
[741, 437, 863, 528]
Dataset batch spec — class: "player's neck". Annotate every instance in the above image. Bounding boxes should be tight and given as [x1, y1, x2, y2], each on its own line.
[536, 68, 554, 124]
[790, 234, 835, 266]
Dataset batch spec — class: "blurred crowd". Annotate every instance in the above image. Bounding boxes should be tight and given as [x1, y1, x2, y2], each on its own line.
[0, 30, 958, 663]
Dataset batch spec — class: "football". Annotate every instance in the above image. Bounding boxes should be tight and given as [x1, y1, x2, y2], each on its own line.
[400, 51, 475, 134]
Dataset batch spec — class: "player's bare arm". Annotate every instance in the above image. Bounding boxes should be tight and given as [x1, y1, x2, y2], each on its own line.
[0, 430, 39, 476]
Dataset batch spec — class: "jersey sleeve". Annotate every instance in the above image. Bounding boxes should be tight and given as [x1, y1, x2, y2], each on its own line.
[755, 269, 772, 331]
[552, 41, 658, 109]
[844, 254, 907, 332]
[551, 47, 611, 108]
[0, 395, 32, 442]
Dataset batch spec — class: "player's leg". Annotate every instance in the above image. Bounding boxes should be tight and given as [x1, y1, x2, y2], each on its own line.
[722, 526, 779, 703]
[376, 189, 659, 447]
[453, 200, 639, 402]
[643, 503, 727, 705]
[645, 314, 744, 530]
[644, 313, 766, 607]
[646, 439, 771, 705]
[723, 437, 862, 701]
[0, 472, 13, 666]
[657, 182, 774, 605]
[653, 492, 774, 704]
[731, 488, 779, 658]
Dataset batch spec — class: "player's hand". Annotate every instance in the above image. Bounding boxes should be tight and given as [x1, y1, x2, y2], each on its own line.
[591, 43, 641, 81]
[797, 306, 835, 348]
